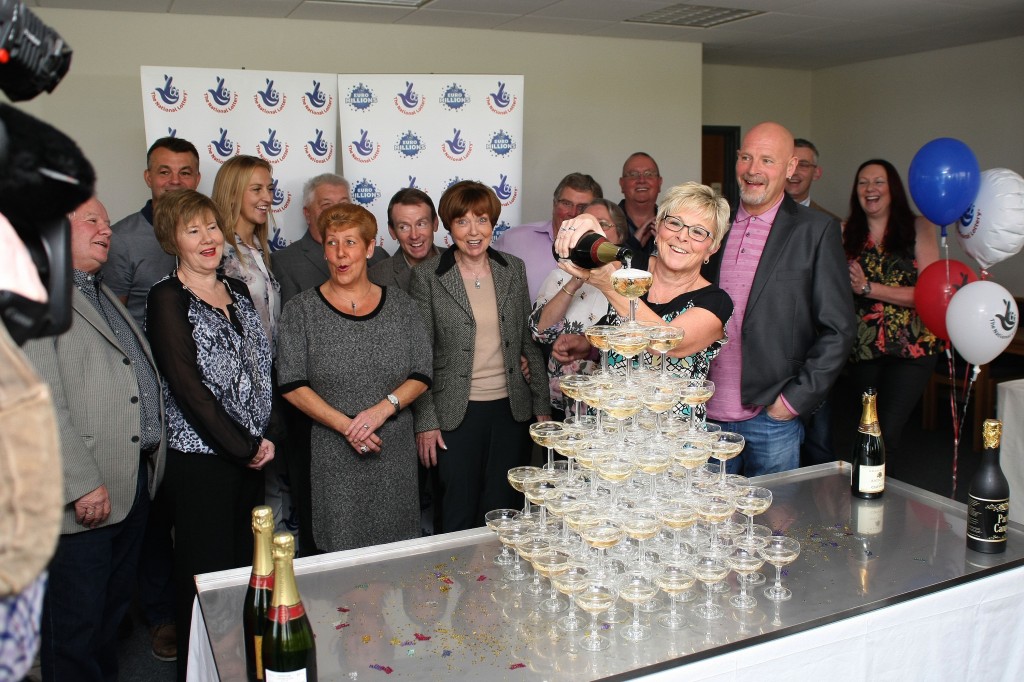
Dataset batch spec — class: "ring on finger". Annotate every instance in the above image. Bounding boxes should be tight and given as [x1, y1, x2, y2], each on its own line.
[359, 445, 369, 454]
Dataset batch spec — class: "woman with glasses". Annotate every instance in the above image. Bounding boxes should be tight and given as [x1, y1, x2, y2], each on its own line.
[553, 183, 734, 385]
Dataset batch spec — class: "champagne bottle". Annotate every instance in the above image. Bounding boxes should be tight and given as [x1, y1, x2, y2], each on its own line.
[967, 419, 1009, 554]
[262, 532, 317, 681]
[244, 506, 275, 681]
[851, 387, 885, 499]
[553, 232, 633, 269]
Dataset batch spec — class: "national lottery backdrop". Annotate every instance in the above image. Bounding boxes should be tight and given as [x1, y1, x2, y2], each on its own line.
[337, 75, 524, 254]
[140, 66, 339, 250]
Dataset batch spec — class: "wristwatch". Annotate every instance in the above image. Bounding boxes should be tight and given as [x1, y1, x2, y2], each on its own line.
[861, 281, 872, 296]
[386, 393, 401, 414]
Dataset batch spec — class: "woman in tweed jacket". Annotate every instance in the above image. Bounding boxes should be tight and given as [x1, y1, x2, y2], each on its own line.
[411, 181, 550, 533]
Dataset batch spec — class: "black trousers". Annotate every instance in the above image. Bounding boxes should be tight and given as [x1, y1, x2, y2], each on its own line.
[164, 449, 262, 682]
[436, 399, 530, 533]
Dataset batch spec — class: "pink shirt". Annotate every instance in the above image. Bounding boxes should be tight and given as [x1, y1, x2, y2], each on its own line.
[707, 196, 785, 421]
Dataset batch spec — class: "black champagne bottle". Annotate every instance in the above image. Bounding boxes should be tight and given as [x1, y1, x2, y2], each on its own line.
[553, 232, 633, 268]
[851, 387, 885, 499]
[967, 419, 1009, 554]
[243, 506, 275, 681]
[262, 532, 317, 681]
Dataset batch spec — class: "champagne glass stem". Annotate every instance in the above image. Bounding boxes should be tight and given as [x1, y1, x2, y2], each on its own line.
[546, 446, 554, 470]
[745, 513, 754, 541]
[574, 397, 582, 423]
[689, 404, 699, 432]
[659, 350, 668, 377]
[629, 298, 638, 325]
[599, 349, 610, 375]
[774, 564, 783, 593]
[718, 455, 727, 486]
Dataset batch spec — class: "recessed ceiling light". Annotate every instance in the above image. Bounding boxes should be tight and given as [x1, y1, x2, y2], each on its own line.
[627, 3, 763, 28]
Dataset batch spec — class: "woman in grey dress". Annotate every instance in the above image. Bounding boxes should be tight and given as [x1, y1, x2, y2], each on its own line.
[278, 203, 432, 552]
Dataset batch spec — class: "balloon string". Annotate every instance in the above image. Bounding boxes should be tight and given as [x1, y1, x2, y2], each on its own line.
[944, 349, 959, 497]
[951, 364, 981, 498]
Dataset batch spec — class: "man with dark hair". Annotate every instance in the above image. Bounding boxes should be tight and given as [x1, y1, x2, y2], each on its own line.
[787, 138, 842, 222]
[618, 152, 663, 254]
[369, 188, 443, 292]
[497, 172, 603, 300]
[102, 137, 201, 329]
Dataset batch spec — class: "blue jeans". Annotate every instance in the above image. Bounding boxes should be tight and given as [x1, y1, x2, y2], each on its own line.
[715, 410, 804, 477]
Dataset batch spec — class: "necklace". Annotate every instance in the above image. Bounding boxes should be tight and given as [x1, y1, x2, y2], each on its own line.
[334, 283, 374, 313]
[457, 253, 487, 289]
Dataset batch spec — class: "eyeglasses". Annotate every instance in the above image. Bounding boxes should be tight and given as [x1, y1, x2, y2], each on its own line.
[796, 161, 818, 170]
[555, 199, 590, 214]
[622, 170, 660, 181]
[597, 220, 618, 232]
[661, 216, 711, 242]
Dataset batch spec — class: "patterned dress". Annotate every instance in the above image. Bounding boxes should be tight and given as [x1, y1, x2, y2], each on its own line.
[850, 241, 944, 362]
[607, 284, 733, 419]
[277, 286, 432, 552]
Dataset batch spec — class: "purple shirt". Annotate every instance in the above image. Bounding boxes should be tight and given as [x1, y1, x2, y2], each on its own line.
[493, 220, 554, 302]
[707, 196, 785, 421]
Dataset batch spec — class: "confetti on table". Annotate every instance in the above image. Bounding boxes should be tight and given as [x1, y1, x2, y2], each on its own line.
[362, 635, 372, 644]
[369, 664, 394, 674]
[402, 640, 415, 646]
[337, 606, 351, 613]
[356, 584, 368, 590]
[406, 649, 415, 656]
[441, 577, 453, 585]
[440, 585, 450, 593]
[348, 673, 358, 680]
[389, 637, 401, 646]
[335, 622, 351, 630]
[509, 663, 526, 670]
[442, 650, 452, 658]
[476, 575, 487, 582]
[414, 633, 431, 641]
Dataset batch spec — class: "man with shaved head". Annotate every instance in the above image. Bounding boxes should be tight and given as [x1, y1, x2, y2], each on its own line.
[702, 122, 855, 475]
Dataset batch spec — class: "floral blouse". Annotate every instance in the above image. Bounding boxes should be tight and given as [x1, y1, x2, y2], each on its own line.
[851, 241, 943, 362]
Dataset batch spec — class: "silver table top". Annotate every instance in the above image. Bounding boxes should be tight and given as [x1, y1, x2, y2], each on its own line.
[195, 463, 1024, 680]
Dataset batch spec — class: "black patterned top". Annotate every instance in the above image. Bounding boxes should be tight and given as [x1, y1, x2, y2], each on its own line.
[146, 274, 273, 463]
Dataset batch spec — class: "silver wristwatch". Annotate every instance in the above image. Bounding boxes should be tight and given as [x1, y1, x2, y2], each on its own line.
[386, 393, 401, 414]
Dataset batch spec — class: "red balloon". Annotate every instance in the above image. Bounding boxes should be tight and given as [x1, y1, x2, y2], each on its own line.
[914, 259, 978, 340]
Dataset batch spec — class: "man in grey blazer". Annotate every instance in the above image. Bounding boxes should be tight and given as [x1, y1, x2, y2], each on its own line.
[369, 188, 444, 293]
[24, 197, 166, 680]
[703, 122, 855, 476]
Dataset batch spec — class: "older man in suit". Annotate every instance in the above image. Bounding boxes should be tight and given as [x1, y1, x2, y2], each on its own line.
[703, 122, 855, 476]
[24, 196, 166, 681]
[369, 188, 444, 292]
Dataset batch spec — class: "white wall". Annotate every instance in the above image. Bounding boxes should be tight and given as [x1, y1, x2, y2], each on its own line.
[21, 9, 703, 229]
[701, 64, 812, 139]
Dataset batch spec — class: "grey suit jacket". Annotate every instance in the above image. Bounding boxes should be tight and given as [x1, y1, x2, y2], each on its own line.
[703, 195, 856, 415]
[410, 248, 550, 433]
[23, 284, 166, 535]
[274, 231, 391, 306]
[368, 246, 445, 293]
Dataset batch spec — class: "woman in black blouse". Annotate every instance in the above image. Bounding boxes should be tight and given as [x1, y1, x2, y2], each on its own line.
[146, 189, 274, 681]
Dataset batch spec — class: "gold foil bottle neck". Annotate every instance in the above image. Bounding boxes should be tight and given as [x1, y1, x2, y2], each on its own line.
[983, 419, 1002, 450]
[252, 505, 274, 533]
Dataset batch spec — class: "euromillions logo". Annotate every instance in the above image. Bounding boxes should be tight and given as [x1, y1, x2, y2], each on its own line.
[493, 220, 513, 241]
[439, 82, 470, 111]
[491, 174, 518, 207]
[486, 129, 517, 157]
[207, 128, 240, 163]
[348, 129, 380, 164]
[256, 128, 290, 164]
[958, 204, 980, 239]
[345, 82, 377, 112]
[152, 74, 187, 112]
[305, 128, 335, 165]
[442, 128, 472, 162]
[303, 80, 334, 115]
[394, 80, 425, 115]
[204, 76, 238, 113]
[351, 178, 382, 206]
[443, 176, 463, 191]
[486, 81, 518, 115]
[255, 78, 286, 114]
[270, 179, 292, 213]
[394, 130, 426, 159]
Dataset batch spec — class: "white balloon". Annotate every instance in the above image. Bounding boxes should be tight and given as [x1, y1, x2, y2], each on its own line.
[956, 168, 1024, 270]
[946, 280, 1019, 366]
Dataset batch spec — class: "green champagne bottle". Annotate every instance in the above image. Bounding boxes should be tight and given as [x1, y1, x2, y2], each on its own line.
[262, 532, 317, 681]
[243, 506, 275, 681]
[851, 387, 885, 499]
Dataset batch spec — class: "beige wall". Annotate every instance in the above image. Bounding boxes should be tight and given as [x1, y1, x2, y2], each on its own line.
[22, 8, 703, 227]
[701, 64, 812, 139]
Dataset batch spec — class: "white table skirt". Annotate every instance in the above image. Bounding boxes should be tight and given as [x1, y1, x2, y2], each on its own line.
[997, 378, 1024, 525]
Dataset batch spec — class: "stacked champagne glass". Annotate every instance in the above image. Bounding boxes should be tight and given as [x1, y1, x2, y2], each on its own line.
[487, 267, 802, 652]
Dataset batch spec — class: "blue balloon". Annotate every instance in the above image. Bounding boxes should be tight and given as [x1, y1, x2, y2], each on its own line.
[908, 138, 980, 227]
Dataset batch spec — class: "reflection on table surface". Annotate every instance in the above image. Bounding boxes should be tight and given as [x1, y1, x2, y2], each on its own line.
[195, 463, 1024, 681]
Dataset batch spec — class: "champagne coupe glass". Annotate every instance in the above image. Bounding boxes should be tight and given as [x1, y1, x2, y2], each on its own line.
[601, 388, 642, 444]
[579, 518, 624, 575]
[496, 521, 532, 582]
[583, 324, 617, 375]
[553, 566, 590, 633]
[646, 326, 685, 377]
[577, 578, 616, 651]
[760, 536, 801, 601]
[610, 268, 654, 327]
[507, 465, 542, 516]
[734, 486, 773, 543]
[642, 382, 682, 438]
[543, 487, 583, 546]
[553, 428, 589, 487]
[678, 379, 715, 433]
[485, 508, 520, 566]
[696, 492, 737, 557]
[595, 453, 637, 506]
[656, 564, 696, 629]
[635, 444, 673, 502]
[523, 475, 560, 536]
[607, 329, 649, 384]
[691, 553, 730, 620]
[559, 374, 592, 424]
[617, 568, 658, 642]
[657, 499, 700, 566]
[532, 549, 571, 614]
[727, 545, 765, 610]
[516, 534, 552, 597]
[577, 376, 612, 431]
[530, 421, 565, 471]
[673, 435, 712, 495]
[621, 509, 660, 569]
[709, 431, 745, 487]
[596, 557, 629, 624]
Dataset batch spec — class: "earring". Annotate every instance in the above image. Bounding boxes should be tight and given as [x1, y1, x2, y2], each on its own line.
[703, 258, 710, 264]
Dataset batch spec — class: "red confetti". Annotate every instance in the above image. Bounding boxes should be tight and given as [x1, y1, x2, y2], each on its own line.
[413, 633, 431, 641]
[369, 664, 394, 674]
[335, 622, 350, 630]
[476, 575, 487, 582]
[337, 607, 350, 613]
[441, 577, 453, 585]
[510, 663, 526, 670]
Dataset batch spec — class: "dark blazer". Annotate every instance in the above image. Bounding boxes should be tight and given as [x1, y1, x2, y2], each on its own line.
[368, 246, 445, 293]
[702, 195, 856, 415]
[23, 284, 166, 535]
[410, 247, 550, 433]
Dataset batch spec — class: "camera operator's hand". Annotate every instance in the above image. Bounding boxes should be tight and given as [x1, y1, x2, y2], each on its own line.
[74, 485, 111, 528]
